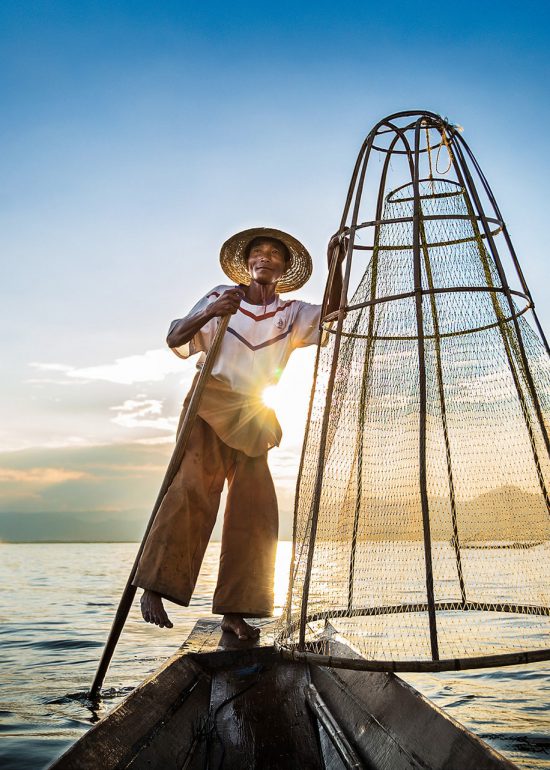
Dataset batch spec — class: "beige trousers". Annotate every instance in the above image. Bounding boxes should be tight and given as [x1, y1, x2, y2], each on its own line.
[133, 413, 279, 617]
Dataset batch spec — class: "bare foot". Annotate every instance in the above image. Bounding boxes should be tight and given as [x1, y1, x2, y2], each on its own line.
[140, 590, 173, 628]
[221, 613, 261, 640]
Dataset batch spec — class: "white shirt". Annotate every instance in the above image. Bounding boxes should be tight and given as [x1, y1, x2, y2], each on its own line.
[171, 285, 322, 397]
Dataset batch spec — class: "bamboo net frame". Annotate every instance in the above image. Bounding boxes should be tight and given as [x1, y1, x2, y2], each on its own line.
[276, 111, 550, 672]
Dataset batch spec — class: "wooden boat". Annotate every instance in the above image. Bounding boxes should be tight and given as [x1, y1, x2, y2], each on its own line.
[49, 619, 518, 770]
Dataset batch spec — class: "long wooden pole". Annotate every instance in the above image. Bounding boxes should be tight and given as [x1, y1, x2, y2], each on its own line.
[89, 314, 231, 699]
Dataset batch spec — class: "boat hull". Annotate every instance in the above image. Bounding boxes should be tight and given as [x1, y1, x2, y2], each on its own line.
[48, 619, 518, 769]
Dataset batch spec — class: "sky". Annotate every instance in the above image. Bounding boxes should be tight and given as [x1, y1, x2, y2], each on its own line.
[1, 0, 549, 540]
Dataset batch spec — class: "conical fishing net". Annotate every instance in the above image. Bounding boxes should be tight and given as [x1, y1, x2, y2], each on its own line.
[277, 112, 550, 671]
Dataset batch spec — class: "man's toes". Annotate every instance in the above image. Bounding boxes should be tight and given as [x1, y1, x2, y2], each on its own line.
[221, 615, 259, 640]
[157, 610, 172, 629]
[238, 622, 259, 639]
[140, 591, 172, 629]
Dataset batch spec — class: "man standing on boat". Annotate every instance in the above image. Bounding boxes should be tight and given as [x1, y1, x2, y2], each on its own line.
[133, 227, 343, 640]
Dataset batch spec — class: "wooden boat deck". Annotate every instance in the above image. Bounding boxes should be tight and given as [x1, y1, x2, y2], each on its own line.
[49, 619, 519, 770]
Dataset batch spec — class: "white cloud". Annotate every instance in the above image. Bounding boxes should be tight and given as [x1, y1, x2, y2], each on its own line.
[30, 349, 194, 386]
[30, 363, 73, 373]
[0, 467, 91, 484]
[112, 398, 163, 415]
[110, 396, 178, 433]
[41, 436, 98, 449]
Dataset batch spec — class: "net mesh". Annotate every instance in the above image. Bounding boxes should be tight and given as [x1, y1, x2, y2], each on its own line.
[277, 175, 550, 668]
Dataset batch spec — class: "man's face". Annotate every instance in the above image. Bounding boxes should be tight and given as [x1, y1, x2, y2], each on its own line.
[246, 240, 288, 286]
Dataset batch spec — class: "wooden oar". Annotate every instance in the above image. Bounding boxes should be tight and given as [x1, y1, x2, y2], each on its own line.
[89, 314, 231, 699]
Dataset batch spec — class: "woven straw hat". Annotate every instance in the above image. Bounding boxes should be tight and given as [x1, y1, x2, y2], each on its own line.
[220, 227, 313, 293]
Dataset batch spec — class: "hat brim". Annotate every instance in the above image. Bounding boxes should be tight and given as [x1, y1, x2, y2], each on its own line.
[220, 227, 313, 293]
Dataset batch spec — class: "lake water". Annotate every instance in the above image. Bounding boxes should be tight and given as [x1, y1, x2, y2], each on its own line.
[0, 542, 548, 769]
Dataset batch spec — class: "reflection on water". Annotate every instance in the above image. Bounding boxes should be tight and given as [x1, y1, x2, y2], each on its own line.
[0, 542, 548, 770]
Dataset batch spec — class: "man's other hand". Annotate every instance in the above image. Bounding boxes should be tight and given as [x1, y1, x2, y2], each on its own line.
[327, 232, 349, 264]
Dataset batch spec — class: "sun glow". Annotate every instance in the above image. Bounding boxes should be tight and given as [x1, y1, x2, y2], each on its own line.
[260, 348, 315, 444]
[261, 385, 279, 410]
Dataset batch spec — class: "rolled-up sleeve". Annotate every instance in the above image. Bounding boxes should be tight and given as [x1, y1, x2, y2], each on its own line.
[291, 301, 323, 348]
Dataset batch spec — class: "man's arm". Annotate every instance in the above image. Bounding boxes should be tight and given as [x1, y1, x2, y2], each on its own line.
[166, 286, 244, 348]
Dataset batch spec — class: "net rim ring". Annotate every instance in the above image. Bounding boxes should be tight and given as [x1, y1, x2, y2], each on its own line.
[276, 645, 550, 673]
[338, 215, 503, 251]
[282, 600, 550, 640]
[277, 601, 550, 672]
[321, 286, 532, 341]
[386, 178, 464, 203]
[367, 114, 460, 154]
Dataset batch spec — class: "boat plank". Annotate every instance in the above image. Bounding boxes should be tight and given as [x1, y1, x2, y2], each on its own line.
[207, 653, 322, 769]
[311, 662, 517, 770]
[49, 655, 210, 770]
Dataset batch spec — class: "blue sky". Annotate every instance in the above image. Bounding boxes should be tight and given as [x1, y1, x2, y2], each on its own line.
[1, 0, 549, 539]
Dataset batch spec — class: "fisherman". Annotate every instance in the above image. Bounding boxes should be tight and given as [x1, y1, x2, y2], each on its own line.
[133, 227, 343, 640]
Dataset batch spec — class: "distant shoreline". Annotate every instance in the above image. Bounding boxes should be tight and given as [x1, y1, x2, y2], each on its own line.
[0, 540, 144, 544]
[0, 539, 296, 544]
[0, 540, 218, 544]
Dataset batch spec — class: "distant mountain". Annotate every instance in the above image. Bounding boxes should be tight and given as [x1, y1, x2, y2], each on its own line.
[0, 507, 294, 543]
[326, 485, 549, 542]
[0, 510, 147, 542]
[1, 484, 545, 543]
[0, 441, 295, 542]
